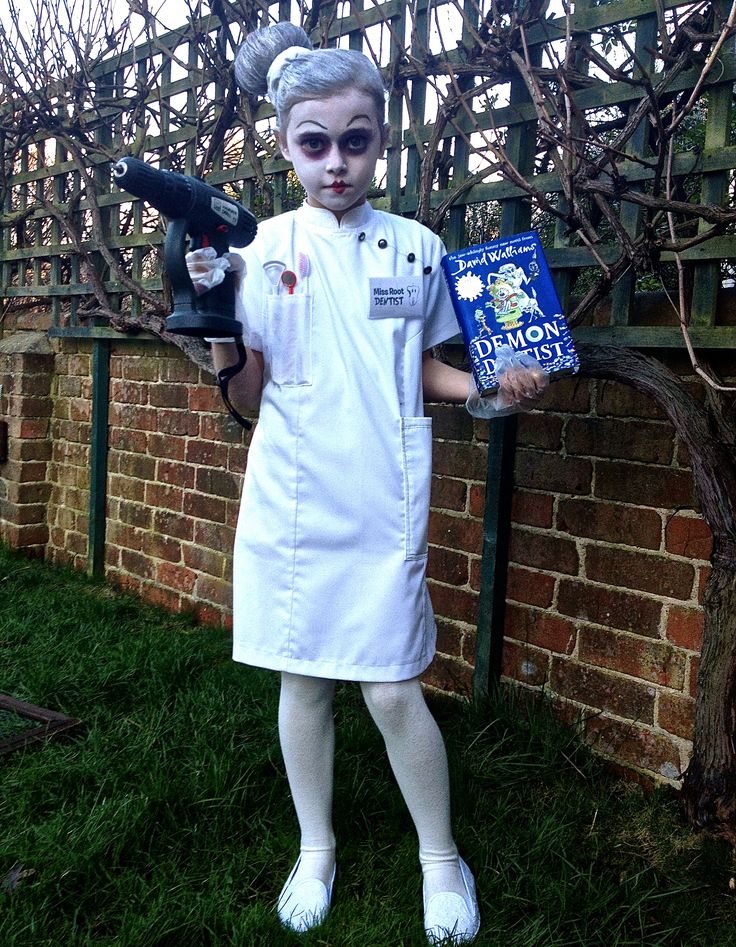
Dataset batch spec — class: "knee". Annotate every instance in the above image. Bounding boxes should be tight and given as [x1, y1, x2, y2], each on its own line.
[280, 672, 335, 712]
[361, 680, 422, 733]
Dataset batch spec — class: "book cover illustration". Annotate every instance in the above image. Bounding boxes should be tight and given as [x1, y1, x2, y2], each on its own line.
[441, 231, 579, 395]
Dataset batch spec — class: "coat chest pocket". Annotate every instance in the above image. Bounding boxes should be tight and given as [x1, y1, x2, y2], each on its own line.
[265, 294, 313, 387]
[400, 417, 432, 560]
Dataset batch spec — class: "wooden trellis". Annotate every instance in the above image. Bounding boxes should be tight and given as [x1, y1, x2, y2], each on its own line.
[1, 0, 734, 344]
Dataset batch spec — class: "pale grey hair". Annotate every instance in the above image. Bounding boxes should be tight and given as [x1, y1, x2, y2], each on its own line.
[234, 22, 387, 131]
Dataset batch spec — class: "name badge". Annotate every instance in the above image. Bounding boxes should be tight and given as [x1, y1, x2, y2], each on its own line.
[368, 277, 424, 319]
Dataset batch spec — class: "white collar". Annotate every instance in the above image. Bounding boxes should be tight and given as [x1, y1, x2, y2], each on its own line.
[297, 201, 375, 232]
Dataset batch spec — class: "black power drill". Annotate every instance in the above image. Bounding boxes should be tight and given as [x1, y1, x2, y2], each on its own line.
[112, 157, 258, 429]
[112, 156, 257, 338]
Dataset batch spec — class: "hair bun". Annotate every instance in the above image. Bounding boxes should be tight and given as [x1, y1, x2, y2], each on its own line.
[235, 23, 311, 96]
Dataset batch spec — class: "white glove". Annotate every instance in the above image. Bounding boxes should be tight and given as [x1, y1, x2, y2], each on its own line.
[185, 247, 246, 296]
[466, 344, 549, 418]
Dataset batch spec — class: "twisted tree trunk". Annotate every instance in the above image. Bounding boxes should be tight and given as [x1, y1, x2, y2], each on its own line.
[577, 342, 736, 839]
[681, 547, 736, 841]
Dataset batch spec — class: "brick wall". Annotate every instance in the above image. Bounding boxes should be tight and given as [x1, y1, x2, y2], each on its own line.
[425, 402, 486, 695]
[0, 329, 720, 783]
[46, 338, 248, 629]
[496, 372, 709, 784]
[420, 369, 709, 784]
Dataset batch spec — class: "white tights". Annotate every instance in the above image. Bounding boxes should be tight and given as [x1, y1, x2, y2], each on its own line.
[278, 672, 464, 899]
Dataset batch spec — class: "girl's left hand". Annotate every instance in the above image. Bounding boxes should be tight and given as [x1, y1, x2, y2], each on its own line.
[495, 349, 548, 409]
[466, 345, 549, 418]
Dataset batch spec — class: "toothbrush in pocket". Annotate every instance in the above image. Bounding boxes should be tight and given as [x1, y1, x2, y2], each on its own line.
[297, 252, 310, 295]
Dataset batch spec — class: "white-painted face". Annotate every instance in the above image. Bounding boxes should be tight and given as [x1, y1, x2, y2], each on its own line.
[278, 89, 388, 222]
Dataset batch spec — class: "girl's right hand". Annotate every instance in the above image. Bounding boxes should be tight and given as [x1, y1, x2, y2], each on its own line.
[185, 247, 245, 295]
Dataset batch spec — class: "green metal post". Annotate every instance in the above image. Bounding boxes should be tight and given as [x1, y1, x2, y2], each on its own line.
[87, 338, 111, 578]
[473, 414, 518, 701]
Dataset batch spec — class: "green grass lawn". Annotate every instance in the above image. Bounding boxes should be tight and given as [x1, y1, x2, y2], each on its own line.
[1, 543, 735, 946]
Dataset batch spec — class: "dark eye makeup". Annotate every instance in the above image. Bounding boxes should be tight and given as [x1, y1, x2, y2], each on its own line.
[299, 136, 327, 154]
[342, 130, 373, 151]
[295, 129, 374, 156]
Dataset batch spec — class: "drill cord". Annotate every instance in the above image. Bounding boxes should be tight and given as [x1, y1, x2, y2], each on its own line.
[217, 340, 253, 431]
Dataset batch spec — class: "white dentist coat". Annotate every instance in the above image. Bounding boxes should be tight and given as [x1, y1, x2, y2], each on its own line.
[231, 202, 459, 682]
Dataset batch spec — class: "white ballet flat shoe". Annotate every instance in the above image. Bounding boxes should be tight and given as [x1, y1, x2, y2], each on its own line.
[423, 856, 480, 945]
[277, 856, 336, 933]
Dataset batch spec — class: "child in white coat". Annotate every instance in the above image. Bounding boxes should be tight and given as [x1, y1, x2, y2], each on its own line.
[196, 21, 546, 945]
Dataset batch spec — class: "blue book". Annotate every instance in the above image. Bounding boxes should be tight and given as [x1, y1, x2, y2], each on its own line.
[441, 231, 579, 395]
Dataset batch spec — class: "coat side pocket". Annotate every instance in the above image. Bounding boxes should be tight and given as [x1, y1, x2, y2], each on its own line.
[265, 294, 313, 387]
[400, 416, 433, 561]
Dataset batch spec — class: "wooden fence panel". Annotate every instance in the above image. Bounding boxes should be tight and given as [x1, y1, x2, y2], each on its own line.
[0, 0, 734, 343]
